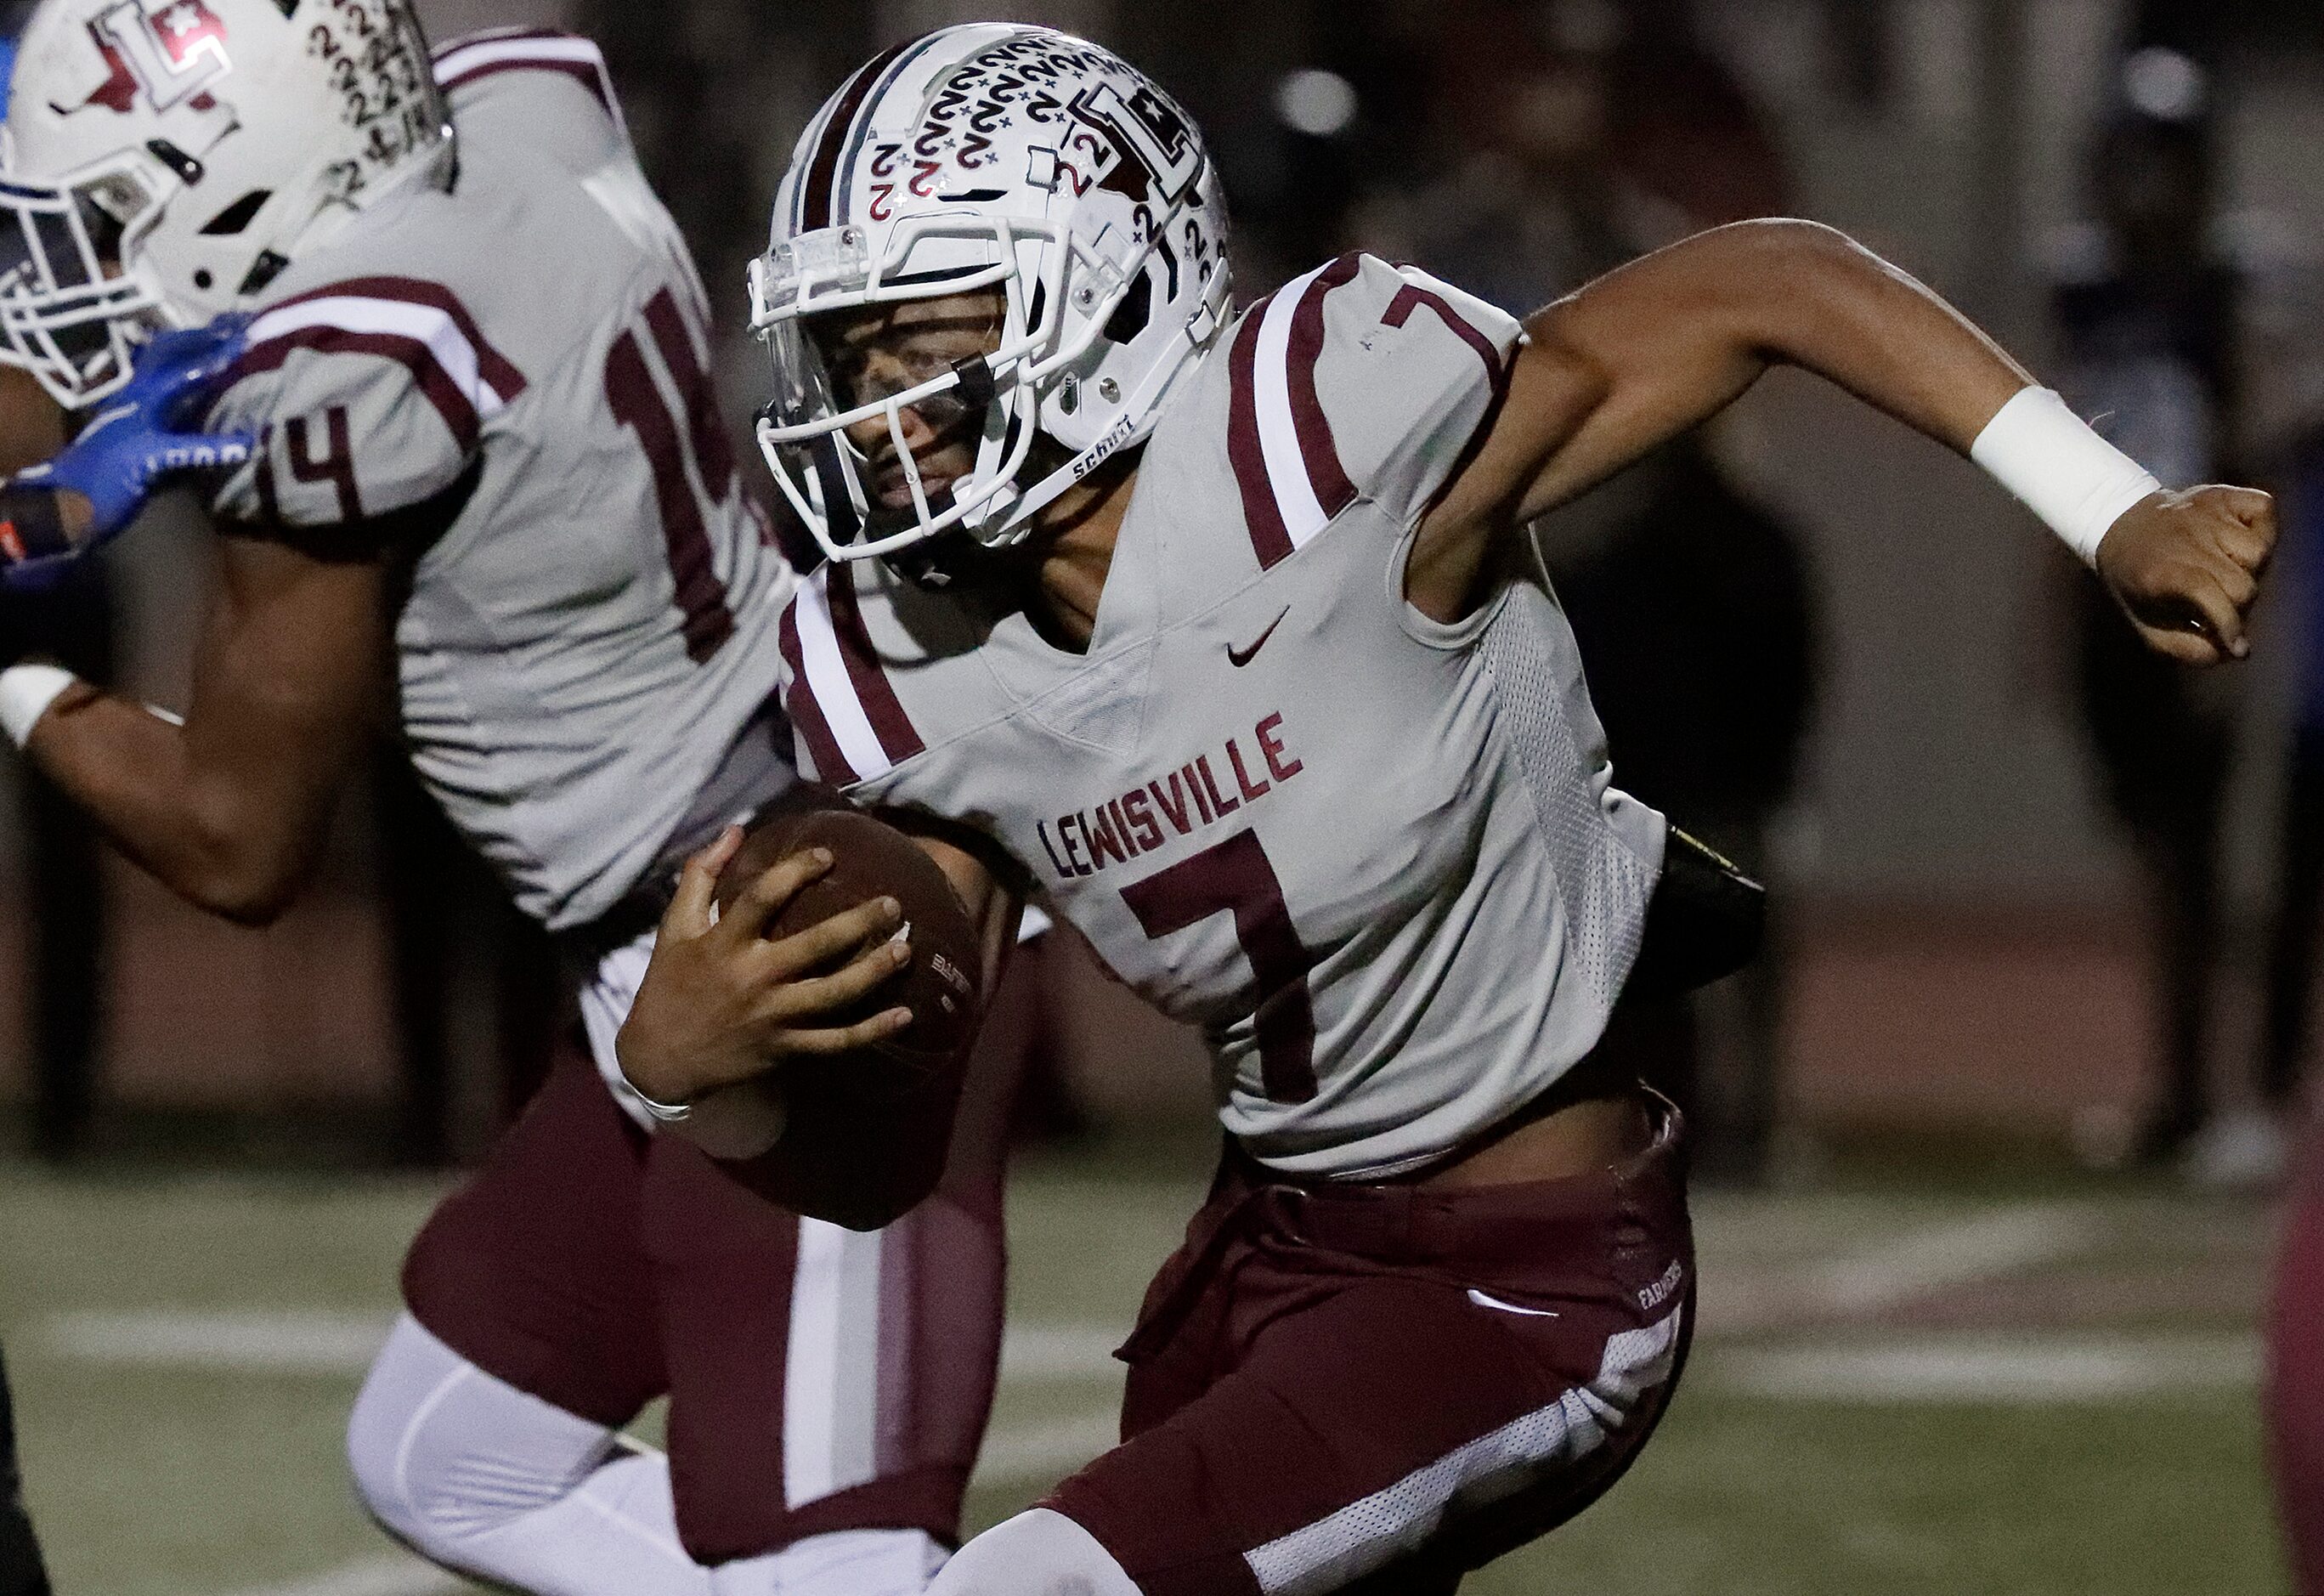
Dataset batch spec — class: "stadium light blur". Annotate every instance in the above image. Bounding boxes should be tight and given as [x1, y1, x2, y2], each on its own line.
[1273, 67, 1359, 139]
[2122, 47, 2206, 124]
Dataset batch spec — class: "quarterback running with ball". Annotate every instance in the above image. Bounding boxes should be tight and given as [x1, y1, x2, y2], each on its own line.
[615, 25, 2277, 1596]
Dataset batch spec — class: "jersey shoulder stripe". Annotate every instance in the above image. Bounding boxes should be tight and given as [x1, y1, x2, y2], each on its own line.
[1226, 254, 1520, 570]
[824, 566, 925, 765]
[779, 566, 924, 784]
[433, 28, 620, 123]
[1226, 254, 1363, 569]
[230, 276, 526, 451]
[779, 588, 854, 784]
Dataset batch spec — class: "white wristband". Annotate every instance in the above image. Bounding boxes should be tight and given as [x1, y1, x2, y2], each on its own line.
[0, 664, 78, 749]
[1971, 387, 2163, 567]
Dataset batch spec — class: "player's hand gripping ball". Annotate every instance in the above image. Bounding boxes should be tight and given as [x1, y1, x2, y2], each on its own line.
[712, 798, 985, 1094]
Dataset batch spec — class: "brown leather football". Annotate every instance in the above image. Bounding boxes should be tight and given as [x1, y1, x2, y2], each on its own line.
[713, 795, 984, 1089]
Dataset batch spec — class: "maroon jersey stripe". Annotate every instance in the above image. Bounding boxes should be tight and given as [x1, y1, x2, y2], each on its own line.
[822, 564, 925, 764]
[432, 25, 580, 56]
[325, 276, 528, 403]
[801, 39, 913, 231]
[439, 56, 614, 116]
[1226, 299, 1293, 569]
[778, 599, 857, 785]
[1283, 254, 1363, 518]
[247, 276, 528, 405]
[229, 328, 482, 451]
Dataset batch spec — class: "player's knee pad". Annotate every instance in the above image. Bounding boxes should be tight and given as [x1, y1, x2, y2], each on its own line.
[925, 1509, 1139, 1596]
[347, 1312, 619, 1551]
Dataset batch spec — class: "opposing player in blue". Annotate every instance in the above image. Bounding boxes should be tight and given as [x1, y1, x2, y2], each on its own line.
[0, 17, 249, 1588]
[0, 320, 250, 588]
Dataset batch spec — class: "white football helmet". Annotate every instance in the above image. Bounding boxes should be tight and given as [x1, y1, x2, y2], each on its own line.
[0, 0, 451, 406]
[751, 24, 1232, 573]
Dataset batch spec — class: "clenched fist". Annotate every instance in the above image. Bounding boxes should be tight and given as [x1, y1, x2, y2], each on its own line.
[2095, 485, 2276, 665]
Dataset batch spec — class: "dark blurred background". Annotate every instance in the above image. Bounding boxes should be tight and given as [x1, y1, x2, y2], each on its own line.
[11, 0, 2324, 1191]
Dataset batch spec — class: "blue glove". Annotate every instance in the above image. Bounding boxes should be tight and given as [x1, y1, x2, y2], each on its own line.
[3, 317, 257, 587]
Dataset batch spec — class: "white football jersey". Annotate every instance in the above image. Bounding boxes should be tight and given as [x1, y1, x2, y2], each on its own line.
[204, 31, 795, 931]
[777, 254, 1665, 1177]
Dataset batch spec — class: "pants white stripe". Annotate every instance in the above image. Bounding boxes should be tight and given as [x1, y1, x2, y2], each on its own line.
[1241, 1305, 1684, 1594]
[783, 1220, 887, 1508]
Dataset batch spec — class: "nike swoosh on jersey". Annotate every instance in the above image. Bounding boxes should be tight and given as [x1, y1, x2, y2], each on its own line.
[1466, 1288, 1560, 1318]
[1228, 607, 1290, 667]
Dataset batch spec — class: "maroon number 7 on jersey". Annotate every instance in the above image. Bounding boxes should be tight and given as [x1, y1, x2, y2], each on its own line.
[1119, 829, 1320, 1103]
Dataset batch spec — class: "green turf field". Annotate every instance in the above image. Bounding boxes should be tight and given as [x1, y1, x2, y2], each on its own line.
[0, 1138, 2287, 1596]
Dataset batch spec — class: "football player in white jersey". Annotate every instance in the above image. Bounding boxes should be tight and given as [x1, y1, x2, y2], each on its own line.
[0, 5, 1023, 1594]
[615, 25, 2277, 1594]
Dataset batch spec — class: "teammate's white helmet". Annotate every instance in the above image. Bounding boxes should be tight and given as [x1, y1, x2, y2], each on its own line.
[751, 25, 1231, 573]
[0, 0, 451, 406]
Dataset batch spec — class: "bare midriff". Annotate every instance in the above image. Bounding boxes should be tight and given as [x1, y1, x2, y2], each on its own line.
[1412, 1091, 1653, 1190]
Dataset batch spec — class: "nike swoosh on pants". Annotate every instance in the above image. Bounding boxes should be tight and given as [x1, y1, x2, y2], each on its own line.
[1466, 1288, 1559, 1318]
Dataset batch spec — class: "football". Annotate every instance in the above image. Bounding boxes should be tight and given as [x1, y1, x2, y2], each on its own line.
[713, 792, 985, 1089]
[706, 792, 987, 1229]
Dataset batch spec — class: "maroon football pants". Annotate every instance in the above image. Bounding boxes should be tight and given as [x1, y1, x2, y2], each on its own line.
[2271, 1128, 2324, 1593]
[1047, 1097, 1694, 1595]
[400, 1030, 1018, 1565]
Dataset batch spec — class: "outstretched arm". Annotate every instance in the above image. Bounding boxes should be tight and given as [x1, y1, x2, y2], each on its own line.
[1412, 218, 2276, 662]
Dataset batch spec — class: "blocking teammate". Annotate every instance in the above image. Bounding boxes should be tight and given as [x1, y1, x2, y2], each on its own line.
[0, 5, 1013, 1592]
[614, 26, 2277, 1593]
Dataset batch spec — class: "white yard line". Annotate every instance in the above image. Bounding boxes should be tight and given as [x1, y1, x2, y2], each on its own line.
[1807, 1205, 2104, 1314]
[207, 1406, 1124, 1596]
[41, 1310, 1128, 1383]
[1715, 1332, 2259, 1403]
[970, 1406, 1123, 1487]
[998, 1322, 1122, 1380]
[1705, 1203, 2104, 1333]
[38, 1310, 393, 1373]
[218, 1553, 468, 1596]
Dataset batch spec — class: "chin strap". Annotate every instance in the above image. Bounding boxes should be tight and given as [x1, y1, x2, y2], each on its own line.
[998, 303, 1221, 534]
